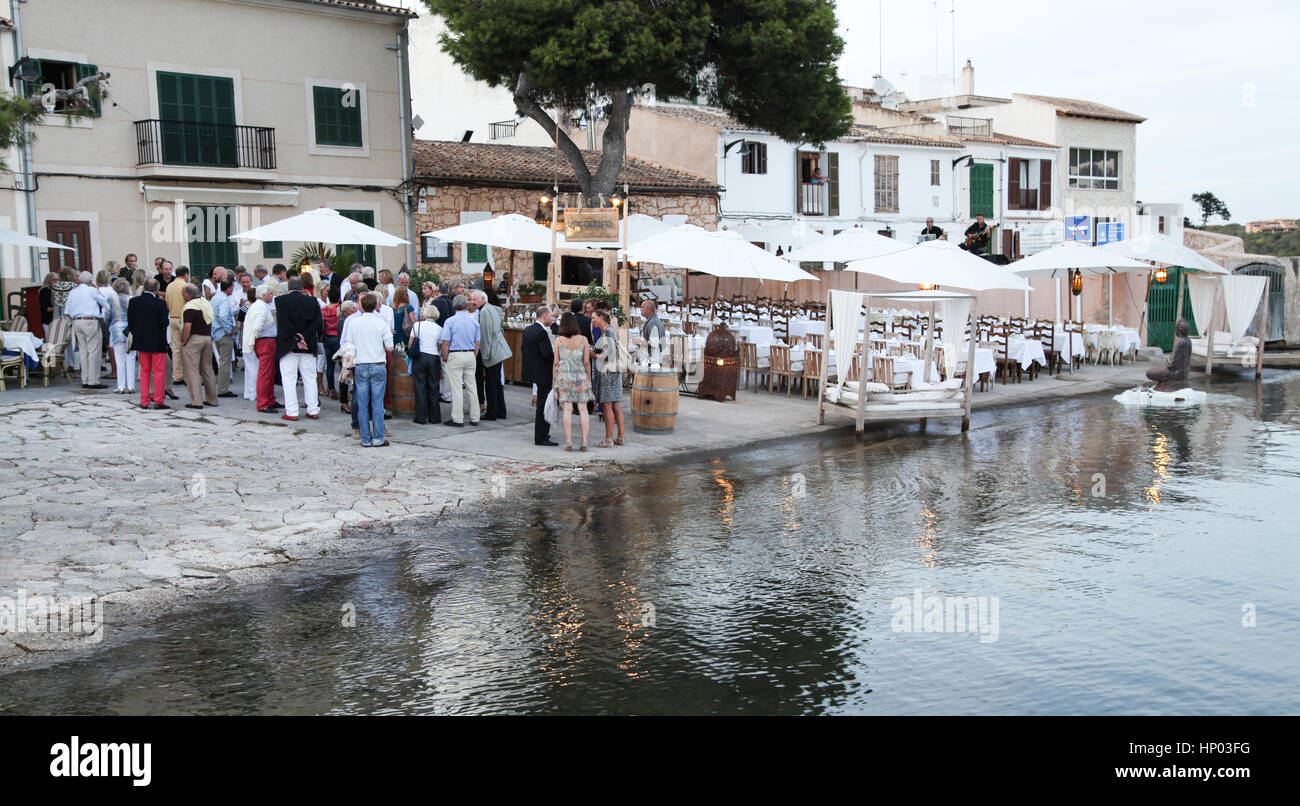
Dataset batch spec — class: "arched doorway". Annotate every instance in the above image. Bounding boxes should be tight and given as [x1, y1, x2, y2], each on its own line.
[1234, 263, 1285, 342]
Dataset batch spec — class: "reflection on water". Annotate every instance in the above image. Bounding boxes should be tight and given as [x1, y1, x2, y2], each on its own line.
[3, 373, 1299, 715]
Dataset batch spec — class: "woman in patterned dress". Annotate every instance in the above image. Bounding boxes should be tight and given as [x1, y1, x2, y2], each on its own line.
[552, 312, 594, 451]
[591, 310, 626, 447]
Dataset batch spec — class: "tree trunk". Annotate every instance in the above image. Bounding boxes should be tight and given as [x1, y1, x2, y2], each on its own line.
[513, 70, 633, 207]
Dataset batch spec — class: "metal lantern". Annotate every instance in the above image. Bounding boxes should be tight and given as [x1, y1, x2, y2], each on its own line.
[1070, 268, 1083, 296]
[1154, 266, 1168, 284]
[697, 324, 739, 401]
[482, 264, 495, 289]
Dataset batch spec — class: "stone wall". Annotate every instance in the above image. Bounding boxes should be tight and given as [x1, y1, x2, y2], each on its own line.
[413, 183, 718, 289]
[1185, 227, 1299, 345]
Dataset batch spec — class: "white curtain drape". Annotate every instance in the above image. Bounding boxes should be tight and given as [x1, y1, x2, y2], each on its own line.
[1221, 275, 1267, 344]
[938, 297, 972, 377]
[829, 290, 865, 390]
[1186, 275, 1218, 336]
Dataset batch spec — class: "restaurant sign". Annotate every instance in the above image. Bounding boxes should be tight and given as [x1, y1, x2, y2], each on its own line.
[1017, 221, 1065, 255]
[563, 209, 621, 244]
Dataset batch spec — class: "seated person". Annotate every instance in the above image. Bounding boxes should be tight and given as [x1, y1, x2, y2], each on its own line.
[1146, 318, 1191, 390]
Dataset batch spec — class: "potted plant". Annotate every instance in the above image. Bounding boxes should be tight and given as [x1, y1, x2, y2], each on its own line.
[516, 282, 544, 303]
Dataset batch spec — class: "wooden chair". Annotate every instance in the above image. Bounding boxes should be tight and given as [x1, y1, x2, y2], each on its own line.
[768, 344, 796, 395]
[5, 314, 28, 332]
[0, 343, 26, 391]
[804, 332, 824, 350]
[802, 348, 824, 400]
[871, 355, 912, 391]
[738, 340, 767, 391]
[1062, 321, 1084, 371]
[992, 325, 1021, 384]
[39, 316, 74, 386]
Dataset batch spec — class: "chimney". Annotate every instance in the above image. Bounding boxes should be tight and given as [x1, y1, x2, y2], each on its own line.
[961, 59, 974, 96]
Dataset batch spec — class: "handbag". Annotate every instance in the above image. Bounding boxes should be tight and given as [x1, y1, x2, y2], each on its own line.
[543, 388, 560, 427]
[408, 320, 422, 355]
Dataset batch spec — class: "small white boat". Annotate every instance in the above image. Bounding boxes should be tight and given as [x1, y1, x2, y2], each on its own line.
[1113, 386, 1208, 407]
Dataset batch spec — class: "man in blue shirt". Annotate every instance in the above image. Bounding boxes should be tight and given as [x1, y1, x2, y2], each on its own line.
[438, 294, 481, 426]
[210, 278, 238, 397]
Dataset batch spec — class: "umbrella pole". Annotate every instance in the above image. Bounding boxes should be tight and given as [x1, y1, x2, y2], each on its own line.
[710, 276, 720, 322]
[1108, 274, 1113, 326]
[1174, 269, 1186, 333]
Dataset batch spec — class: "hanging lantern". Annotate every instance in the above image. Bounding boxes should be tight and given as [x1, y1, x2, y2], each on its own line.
[1070, 268, 1083, 296]
[918, 283, 938, 291]
[482, 263, 495, 289]
[1154, 266, 1168, 284]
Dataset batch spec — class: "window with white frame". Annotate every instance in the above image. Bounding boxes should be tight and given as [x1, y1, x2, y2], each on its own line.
[1069, 147, 1119, 190]
[874, 155, 899, 213]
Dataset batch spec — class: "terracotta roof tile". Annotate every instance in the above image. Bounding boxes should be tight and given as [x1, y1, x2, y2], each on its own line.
[957, 131, 1059, 149]
[287, 0, 416, 19]
[635, 102, 749, 130]
[1017, 94, 1145, 123]
[848, 125, 962, 148]
[412, 140, 721, 192]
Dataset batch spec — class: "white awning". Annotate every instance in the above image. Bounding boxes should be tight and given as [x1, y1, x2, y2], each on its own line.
[142, 185, 300, 206]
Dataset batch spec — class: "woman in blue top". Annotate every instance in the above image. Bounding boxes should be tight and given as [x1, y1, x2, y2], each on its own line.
[391, 286, 415, 350]
[108, 278, 136, 394]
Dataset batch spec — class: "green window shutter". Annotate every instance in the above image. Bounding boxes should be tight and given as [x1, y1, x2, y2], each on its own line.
[337, 209, 377, 268]
[263, 241, 283, 259]
[313, 86, 363, 147]
[75, 63, 102, 117]
[157, 72, 236, 167]
[969, 163, 994, 219]
[532, 252, 549, 280]
[826, 152, 840, 217]
[466, 243, 488, 263]
[185, 205, 239, 282]
[20, 58, 42, 101]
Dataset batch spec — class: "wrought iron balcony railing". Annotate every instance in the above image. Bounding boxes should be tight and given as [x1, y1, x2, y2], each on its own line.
[135, 119, 276, 169]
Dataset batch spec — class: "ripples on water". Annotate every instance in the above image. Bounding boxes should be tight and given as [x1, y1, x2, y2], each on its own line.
[4, 373, 1299, 715]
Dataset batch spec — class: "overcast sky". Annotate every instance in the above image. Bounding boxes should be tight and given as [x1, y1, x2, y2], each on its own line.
[835, 0, 1300, 222]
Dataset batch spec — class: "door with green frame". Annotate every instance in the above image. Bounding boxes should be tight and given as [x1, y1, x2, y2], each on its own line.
[157, 71, 237, 167]
[186, 205, 239, 283]
[1146, 267, 1198, 351]
[337, 209, 377, 269]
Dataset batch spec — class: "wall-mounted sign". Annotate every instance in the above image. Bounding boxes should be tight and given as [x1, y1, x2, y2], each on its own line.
[563, 209, 620, 244]
[1065, 215, 1091, 242]
[1096, 221, 1125, 245]
[1018, 221, 1065, 255]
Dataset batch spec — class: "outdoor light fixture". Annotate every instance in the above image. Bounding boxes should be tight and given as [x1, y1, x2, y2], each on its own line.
[482, 263, 495, 288]
[1155, 266, 1168, 284]
[918, 283, 938, 291]
[1070, 268, 1083, 296]
[9, 56, 40, 86]
[538, 194, 551, 205]
[723, 138, 751, 157]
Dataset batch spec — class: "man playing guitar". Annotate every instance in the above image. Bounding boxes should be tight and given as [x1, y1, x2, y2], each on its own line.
[961, 213, 991, 254]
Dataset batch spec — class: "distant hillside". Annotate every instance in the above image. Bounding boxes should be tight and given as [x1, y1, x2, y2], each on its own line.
[1202, 224, 1300, 256]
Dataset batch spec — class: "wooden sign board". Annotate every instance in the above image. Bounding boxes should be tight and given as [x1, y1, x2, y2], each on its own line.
[563, 209, 621, 244]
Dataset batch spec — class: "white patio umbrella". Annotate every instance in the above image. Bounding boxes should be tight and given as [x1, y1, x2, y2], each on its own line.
[627, 225, 818, 314]
[0, 227, 74, 251]
[1099, 234, 1226, 274]
[782, 226, 909, 264]
[1009, 241, 1152, 277]
[727, 219, 827, 252]
[231, 207, 408, 247]
[624, 213, 676, 246]
[845, 239, 1032, 292]
[423, 212, 561, 254]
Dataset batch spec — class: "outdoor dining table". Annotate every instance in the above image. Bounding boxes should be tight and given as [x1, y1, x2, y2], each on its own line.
[2, 331, 44, 368]
[1051, 326, 1088, 360]
[1007, 335, 1048, 370]
[1084, 324, 1140, 354]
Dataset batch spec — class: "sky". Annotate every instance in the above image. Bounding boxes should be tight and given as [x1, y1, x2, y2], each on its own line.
[834, 0, 1300, 223]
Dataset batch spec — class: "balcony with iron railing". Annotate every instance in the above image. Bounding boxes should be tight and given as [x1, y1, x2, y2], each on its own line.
[946, 115, 992, 137]
[135, 119, 277, 170]
[489, 120, 518, 139]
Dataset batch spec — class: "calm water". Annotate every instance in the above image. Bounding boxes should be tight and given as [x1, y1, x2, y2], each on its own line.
[4, 373, 1298, 715]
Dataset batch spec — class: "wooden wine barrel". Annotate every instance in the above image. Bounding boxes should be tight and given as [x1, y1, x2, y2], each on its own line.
[388, 356, 415, 417]
[631, 369, 679, 434]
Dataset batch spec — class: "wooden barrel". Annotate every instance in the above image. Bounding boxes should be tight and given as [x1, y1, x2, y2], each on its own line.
[388, 356, 415, 417]
[631, 369, 679, 434]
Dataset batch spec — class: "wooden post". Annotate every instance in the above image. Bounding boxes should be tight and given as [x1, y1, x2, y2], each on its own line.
[962, 296, 978, 432]
[817, 288, 831, 425]
[1203, 280, 1219, 374]
[1255, 286, 1268, 379]
[855, 292, 870, 439]
[1174, 269, 1186, 335]
[546, 189, 559, 307]
[922, 300, 936, 386]
[618, 189, 630, 319]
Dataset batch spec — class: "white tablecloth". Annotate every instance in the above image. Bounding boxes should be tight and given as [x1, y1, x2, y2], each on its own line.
[735, 325, 774, 344]
[1007, 337, 1047, 370]
[1051, 327, 1088, 359]
[2, 331, 43, 363]
[1085, 325, 1140, 353]
[955, 346, 996, 378]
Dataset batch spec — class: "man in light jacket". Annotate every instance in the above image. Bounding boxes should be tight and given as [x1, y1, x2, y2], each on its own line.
[475, 289, 512, 420]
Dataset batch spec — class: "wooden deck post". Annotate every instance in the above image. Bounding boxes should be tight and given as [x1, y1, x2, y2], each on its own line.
[1255, 287, 1268, 379]
[962, 297, 978, 432]
[855, 293, 870, 439]
[817, 288, 831, 425]
[1204, 281, 1220, 375]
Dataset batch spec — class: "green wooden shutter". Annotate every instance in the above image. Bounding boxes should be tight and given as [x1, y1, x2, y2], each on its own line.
[263, 241, 283, 259]
[466, 243, 488, 263]
[1147, 268, 1198, 350]
[186, 205, 238, 282]
[157, 72, 236, 167]
[969, 163, 994, 219]
[74, 63, 102, 117]
[20, 58, 42, 101]
[826, 152, 840, 217]
[337, 209, 377, 268]
[313, 86, 363, 147]
[532, 252, 549, 283]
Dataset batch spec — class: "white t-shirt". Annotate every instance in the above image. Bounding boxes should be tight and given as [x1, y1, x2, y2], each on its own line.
[410, 320, 443, 356]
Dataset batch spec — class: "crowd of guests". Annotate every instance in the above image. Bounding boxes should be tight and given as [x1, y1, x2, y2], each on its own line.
[38, 253, 635, 451]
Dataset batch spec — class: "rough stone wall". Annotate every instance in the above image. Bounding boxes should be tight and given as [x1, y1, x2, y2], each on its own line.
[413, 184, 718, 288]
[1185, 228, 1299, 345]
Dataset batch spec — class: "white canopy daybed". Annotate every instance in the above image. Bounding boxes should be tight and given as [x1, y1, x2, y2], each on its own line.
[817, 289, 979, 436]
[1185, 274, 1269, 376]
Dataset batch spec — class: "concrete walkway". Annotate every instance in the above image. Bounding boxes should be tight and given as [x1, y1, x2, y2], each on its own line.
[0, 357, 1152, 664]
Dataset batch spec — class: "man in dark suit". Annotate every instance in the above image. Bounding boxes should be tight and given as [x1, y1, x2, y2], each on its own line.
[320, 261, 344, 298]
[274, 276, 325, 420]
[126, 278, 171, 409]
[521, 304, 558, 446]
[569, 297, 594, 343]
